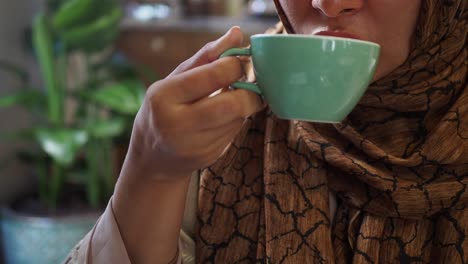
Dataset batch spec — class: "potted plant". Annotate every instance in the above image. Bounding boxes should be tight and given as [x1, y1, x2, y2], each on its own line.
[0, 0, 151, 263]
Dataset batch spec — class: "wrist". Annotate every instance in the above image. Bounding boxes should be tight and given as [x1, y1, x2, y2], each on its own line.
[113, 154, 192, 264]
[124, 142, 193, 183]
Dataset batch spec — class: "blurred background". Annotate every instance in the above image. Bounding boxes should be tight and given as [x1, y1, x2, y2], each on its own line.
[0, 0, 277, 263]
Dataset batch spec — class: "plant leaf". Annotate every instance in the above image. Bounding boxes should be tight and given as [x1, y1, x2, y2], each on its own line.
[35, 128, 88, 166]
[59, 7, 122, 53]
[87, 118, 126, 138]
[33, 12, 63, 125]
[0, 89, 45, 109]
[83, 79, 145, 115]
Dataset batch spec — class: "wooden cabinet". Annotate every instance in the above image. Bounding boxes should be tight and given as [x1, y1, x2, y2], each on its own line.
[116, 17, 277, 79]
[117, 30, 223, 78]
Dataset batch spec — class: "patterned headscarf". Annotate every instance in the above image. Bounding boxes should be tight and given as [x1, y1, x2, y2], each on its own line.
[197, 0, 467, 263]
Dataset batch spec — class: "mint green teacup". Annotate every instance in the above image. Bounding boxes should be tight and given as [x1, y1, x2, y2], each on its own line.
[221, 35, 380, 123]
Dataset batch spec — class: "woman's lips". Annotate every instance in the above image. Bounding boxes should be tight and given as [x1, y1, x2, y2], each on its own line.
[314, 31, 362, 41]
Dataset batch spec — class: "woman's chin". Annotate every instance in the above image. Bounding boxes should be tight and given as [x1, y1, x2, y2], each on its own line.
[371, 62, 394, 83]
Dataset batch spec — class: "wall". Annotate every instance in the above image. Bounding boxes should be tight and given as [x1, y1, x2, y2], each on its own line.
[0, 0, 43, 204]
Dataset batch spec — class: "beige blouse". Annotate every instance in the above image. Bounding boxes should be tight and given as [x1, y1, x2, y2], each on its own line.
[64, 172, 336, 263]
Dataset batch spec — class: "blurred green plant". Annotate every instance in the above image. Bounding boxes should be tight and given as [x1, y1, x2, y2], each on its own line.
[0, 0, 155, 209]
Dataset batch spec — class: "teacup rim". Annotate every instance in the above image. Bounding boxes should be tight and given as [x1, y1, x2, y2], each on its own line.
[251, 34, 381, 48]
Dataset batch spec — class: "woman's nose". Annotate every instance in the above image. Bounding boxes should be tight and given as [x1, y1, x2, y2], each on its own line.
[311, 0, 363, 18]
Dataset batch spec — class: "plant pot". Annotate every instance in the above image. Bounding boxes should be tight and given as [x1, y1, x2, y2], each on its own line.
[0, 202, 100, 264]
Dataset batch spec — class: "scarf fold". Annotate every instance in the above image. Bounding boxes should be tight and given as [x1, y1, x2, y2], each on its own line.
[197, 1, 467, 263]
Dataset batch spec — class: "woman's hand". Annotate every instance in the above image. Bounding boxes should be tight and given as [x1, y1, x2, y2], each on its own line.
[127, 26, 264, 182]
[112, 27, 264, 264]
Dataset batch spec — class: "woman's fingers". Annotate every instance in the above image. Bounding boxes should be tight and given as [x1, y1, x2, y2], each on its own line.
[186, 88, 264, 131]
[192, 118, 245, 162]
[161, 117, 244, 164]
[196, 117, 244, 148]
[164, 56, 244, 104]
[168, 26, 244, 77]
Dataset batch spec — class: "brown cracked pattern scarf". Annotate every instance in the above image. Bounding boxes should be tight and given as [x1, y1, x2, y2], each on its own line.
[197, 0, 467, 263]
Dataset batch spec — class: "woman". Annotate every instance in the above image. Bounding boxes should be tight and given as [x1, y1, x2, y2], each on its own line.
[66, 0, 467, 263]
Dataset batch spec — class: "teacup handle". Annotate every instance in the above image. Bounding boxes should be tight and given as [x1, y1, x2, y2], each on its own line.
[220, 48, 262, 95]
